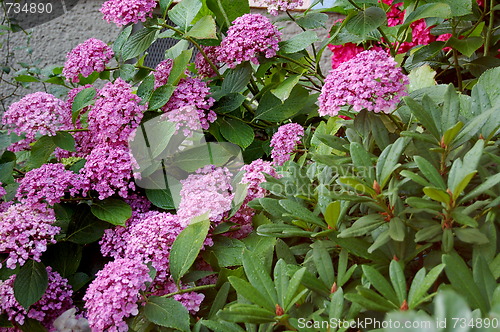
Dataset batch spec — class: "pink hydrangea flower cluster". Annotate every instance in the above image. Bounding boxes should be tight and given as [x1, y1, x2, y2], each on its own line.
[194, 46, 220, 78]
[16, 163, 82, 205]
[260, 0, 304, 16]
[177, 165, 234, 227]
[88, 78, 145, 145]
[79, 144, 139, 200]
[328, 43, 365, 69]
[100, 0, 157, 27]
[318, 50, 408, 116]
[270, 123, 304, 166]
[83, 258, 151, 332]
[62, 38, 114, 83]
[0, 183, 6, 198]
[217, 14, 281, 68]
[158, 281, 205, 314]
[0, 267, 73, 329]
[153, 59, 216, 133]
[0, 203, 59, 269]
[2, 92, 70, 152]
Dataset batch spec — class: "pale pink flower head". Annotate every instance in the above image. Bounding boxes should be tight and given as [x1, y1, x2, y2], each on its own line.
[270, 123, 304, 166]
[217, 13, 281, 68]
[0, 203, 59, 269]
[261, 0, 304, 16]
[83, 258, 152, 332]
[63, 38, 114, 83]
[101, 0, 157, 27]
[318, 50, 408, 116]
[2, 92, 70, 152]
[0, 267, 73, 329]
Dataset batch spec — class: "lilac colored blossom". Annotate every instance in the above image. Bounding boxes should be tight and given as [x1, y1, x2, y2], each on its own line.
[2, 92, 70, 152]
[88, 78, 145, 145]
[177, 165, 234, 227]
[0, 203, 59, 269]
[153, 59, 173, 88]
[16, 163, 82, 205]
[270, 123, 304, 166]
[194, 46, 220, 78]
[260, 0, 304, 16]
[157, 281, 205, 314]
[101, 0, 157, 27]
[124, 193, 151, 213]
[318, 50, 408, 116]
[83, 258, 151, 332]
[125, 211, 184, 283]
[0, 183, 6, 198]
[0, 267, 73, 330]
[217, 14, 281, 68]
[162, 105, 203, 137]
[63, 38, 114, 83]
[79, 143, 139, 200]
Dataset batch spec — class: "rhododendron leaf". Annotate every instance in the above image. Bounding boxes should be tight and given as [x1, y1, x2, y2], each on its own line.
[312, 241, 335, 287]
[279, 30, 319, 54]
[201, 320, 246, 332]
[170, 219, 210, 283]
[389, 217, 405, 241]
[28, 136, 56, 169]
[145, 296, 190, 331]
[344, 6, 386, 38]
[242, 250, 278, 305]
[219, 118, 254, 149]
[217, 303, 276, 324]
[338, 214, 385, 238]
[53, 132, 75, 152]
[90, 198, 132, 226]
[229, 276, 275, 311]
[169, 0, 202, 31]
[477, 67, 500, 105]
[455, 228, 489, 245]
[186, 15, 217, 39]
[414, 156, 446, 190]
[279, 199, 325, 228]
[14, 260, 48, 310]
[122, 28, 159, 61]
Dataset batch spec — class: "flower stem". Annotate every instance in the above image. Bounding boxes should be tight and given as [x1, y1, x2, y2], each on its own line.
[160, 284, 216, 298]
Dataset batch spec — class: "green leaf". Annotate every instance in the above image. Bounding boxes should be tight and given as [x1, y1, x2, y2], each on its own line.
[279, 199, 326, 227]
[408, 264, 444, 308]
[345, 6, 386, 38]
[167, 49, 193, 86]
[113, 25, 133, 58]
[473, 256, 497, 307]
[208, 282, 231, 319]
[451, 211, 478, 227]
[477, 66, 500, 105]
[350, 142, 374, 181]
[185, 15, 216, 39]
[18, 318, 47, 332]
[144, 296, 190, 331]
[228, 277, 275, 311]
[414, 156, 446, 190]
[255, 86, 309, 122]
[217, 304, 275, 324]
[137, 75, 155, 103]
[403, 3, 452, 26]
[219, 118, 254, 149]
[296, 12, 328, 29]
[338, 214, 385, 238]
[215, 93, 246, 113]
[53, 132, 75, 152]
[404, 96, 440, 139]
[271, 74, 301, 102]
[442, 122, 464, 146]
[201, 320, 246, 332]
[312, 241, 335, 288]
[455, 228, 489, 245]
[324, 201, 341, 229]
[70, 83, 96, 117]
[148, 85, 176, 110]
[428, 0, 471, 16]
[221, 63, 252, 95]
[169, 0, 202, 31]
[66, 205, 110, 244]
[443, 253, 489, 313]
[122, 28, 159, 61]
[160, 0, 173, 15]
[14, 261, 48, 310]
[14, 75, 39, 82]
[28, 136, 56, 169]
[338, 177, 376, 196]
[145, 189, 175, 209]
[447, 36, 483, 57]
[279, 30, 319, 54]
[171, 142, 239, 172]
[206, 0, 249, 28]
[408, 65, 436, 92]
[165, 40, 189, 59]
[389, 260, 407, 305]
[284, 267, 306, 312]
[90, 198, 132, 226]
[67, 272, 90, 292]
[362, 265, 399, 305]
[170, 219, 210, 283]
[461, 172, 500, 202]
[242, 250, 278, 305]
[42, 242, 82, 278]
[389, 217, 406, 241]
[376, 137, 407, 189]
[423, 187, 450, 204]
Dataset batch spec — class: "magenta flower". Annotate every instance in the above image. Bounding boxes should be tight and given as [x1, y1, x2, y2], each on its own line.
[83, 258, 151, 332]
[270, 123, 304, 166]
[0, 267, 73, 329]
[194, 46, 220, 78]
[217, 13, 281, 68]
[101, 0, 157, 27]
[0, 203, 59, 269]
[260, 0, 304, 16]
[63, 38, 114, 83]
[318, 50, 408, 116]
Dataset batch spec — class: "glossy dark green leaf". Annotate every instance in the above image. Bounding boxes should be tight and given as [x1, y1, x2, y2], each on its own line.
[242, 250, 278, 305]
[90, 198, 132, 226]
[14, 261, 48, 310]
[144, 296, 190, 331]
[53, 132, 75, 152]
[345, 6, 386, 37]
[219, 118, 254, 149]
[28, 136, 57, 169]
[338, 214, 385, 238]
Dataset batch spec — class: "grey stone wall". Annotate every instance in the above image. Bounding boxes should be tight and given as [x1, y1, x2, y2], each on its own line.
[0, 0, 337, 112]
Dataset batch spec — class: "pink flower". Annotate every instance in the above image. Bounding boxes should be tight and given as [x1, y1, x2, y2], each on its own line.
[63, 38, 114, 83]
[155, 281, 205, 314]
[318, 50, 408, 116]
[328, 43, 365, 69]
[260, 0, 304, 16]
[195, 46, 220, 78]
[0, 267, 73, 330]
[101, 0, 157, 27]
[270, 123, 304, 166]
[0, 203, 59, 269]
[83, 259, 152, 332]
[217, 14, 281, 68]
[2, 92, 70, 152]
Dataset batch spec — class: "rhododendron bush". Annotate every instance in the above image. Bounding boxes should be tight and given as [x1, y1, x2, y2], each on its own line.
[0, 0, 499, 331]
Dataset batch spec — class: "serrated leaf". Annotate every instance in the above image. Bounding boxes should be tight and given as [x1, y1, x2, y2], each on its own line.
[403, 3, 452, 25]
[185, 15, 216, 39]
[14, 261, 48, 310]
[90, 198, 132, 226]
[271, 75, 301, 102]
[148, 85, 176, 110]
[52, 132, 75, 152]
[169, 0, 202, 31]
[345, 6, 386, 38]
[279, 30, 319, 53]
[122, 28, 159, 61]
[219, 118, 254, 149]
[28, 136, 56, 169]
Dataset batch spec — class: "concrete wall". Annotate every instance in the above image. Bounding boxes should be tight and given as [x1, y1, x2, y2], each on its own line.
[0, 0, 337, 112]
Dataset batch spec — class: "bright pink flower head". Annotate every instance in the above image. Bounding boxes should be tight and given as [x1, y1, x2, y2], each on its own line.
[100, 0, 157, 27]
[0, 203, 59, 269]
[2, 92, 70, 152]
[270, 123, 304, 166]
[261, 0, 304, 16]
[195, 46, 220, 78]
[79, 143, 139, 200]
[318, 50, 408, 116]
[83, 258, 151, 332]
[88, 78, 145, 145]
[16, 163, 82, 205]
[177, 165, 234, 227]
[0, 183, 6, 198]
[217, 14, 281, 68]
[156, 281, 205, 314]
[328, 43, 365, 69]
[63, 38, 114, 83]
[153, 59, 174, 88]
[0, 267, 73, 329]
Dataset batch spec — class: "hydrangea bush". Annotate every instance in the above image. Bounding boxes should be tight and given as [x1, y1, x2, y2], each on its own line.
[0, 0, 499, 331]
